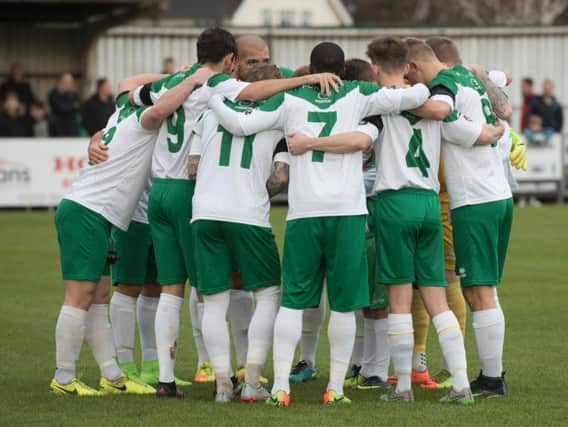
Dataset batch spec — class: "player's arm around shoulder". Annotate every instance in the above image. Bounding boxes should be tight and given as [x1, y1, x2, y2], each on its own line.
[267, 138, 290, 197]
[361, 81, 429, 116]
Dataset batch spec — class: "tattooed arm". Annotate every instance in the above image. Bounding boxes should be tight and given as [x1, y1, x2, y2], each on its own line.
[471, 67, 513, 120]
[266, 161, 289, 198]
[188, 155, 200, 180]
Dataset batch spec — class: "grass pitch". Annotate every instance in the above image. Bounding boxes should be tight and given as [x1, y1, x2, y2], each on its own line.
[1, 206, 567, 426]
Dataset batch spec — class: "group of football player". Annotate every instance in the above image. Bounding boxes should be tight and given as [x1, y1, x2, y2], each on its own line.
[50, 26, 527, 407]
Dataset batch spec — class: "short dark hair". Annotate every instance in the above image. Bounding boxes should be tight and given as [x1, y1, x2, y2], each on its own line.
[96, 78, 109, 90]
[197, 27, 238, 64]
[522, 77, 534, 86]
[405, 37, 439, 63]
[366, 37, 408, 73]
[425, 36, 462, 65]
[344, 58, 375, 82]
[163, 57, 174, 64]
[240, 63, 283, 83]
[309, 42, 345, 76]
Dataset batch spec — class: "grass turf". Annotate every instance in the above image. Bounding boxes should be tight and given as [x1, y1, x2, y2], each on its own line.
[0, 206, 567, 426]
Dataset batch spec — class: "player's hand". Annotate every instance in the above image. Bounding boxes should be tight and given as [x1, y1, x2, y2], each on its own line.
[178, 64, 191, 72]
[287, 132, 312, 155]
[509, 128, 528, 171]
[88, 130, 108, 164]
[465, 64, 484, 77]
[477, 122, 505, 145]
[302, 73, 343, 97]
[189, 67, 216, 86]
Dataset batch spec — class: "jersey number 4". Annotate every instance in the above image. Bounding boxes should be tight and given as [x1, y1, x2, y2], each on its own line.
[307, 111, 337, 162]
[405, 128, 430, 178]
[217, 125, 255, 169]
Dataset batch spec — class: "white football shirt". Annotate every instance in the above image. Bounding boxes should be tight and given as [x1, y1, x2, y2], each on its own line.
[209, 81, 429, 220]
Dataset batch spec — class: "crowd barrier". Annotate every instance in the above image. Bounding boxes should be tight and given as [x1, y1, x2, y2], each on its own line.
[0, 136, 565, 207]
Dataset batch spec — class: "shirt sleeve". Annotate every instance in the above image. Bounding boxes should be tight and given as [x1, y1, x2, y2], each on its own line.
[359, 82, 430, 117]
[356, 122, 380, 142]
[441, 111, 482, 147]
[430, 85, 455, 109]
[206, 73, 249, 102]
[188, 113, 206, 155]
[488, 70, 508, 89]
[209, 93, 286, 136]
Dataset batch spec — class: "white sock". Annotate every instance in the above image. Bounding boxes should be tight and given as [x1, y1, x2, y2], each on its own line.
[155, 293, 184, 383]
[246, 286, 280, 384]
[361, 318, 389, 379]
[350, 310, 364, 367]
[109, 292, 137, 364]
[228, 289, 254, 368]
[189, 287, 209, 366]
[300, 292, 326, 367]
[375, 318, 390, 380]
[272, 307, 303, 394]
[202, 291, 232, 379]
[327, 311, 356, 395]
[472, 308, 505, 378]
[388, 313, 414, 393]
[85, 304, 122, 381]
[432, 310, 469, 391]
[55, 305, 87, 384]
[136, 295, 159, 361]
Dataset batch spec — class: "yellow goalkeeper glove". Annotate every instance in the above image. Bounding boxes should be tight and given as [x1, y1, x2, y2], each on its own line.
[509, 128, 528, 171]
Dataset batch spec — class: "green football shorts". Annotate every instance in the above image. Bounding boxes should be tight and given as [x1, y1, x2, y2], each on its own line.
[110, 220, 157, 286]
[452, 197, 514, 287]
[374, 188, 446, 287]
[148, 178, 197, 286]
[192, 220, 281, 295]
[282, 215, 369, 312]
[366, 197, 388, 309]
[55, 198, 111, 282]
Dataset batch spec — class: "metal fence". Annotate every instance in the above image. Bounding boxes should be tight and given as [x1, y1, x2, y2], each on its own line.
[93, 25, 568, 130]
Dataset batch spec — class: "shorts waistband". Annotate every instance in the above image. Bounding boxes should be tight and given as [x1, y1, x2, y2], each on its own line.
[377, 188, 437, 198]
[152, 178, 195, 186]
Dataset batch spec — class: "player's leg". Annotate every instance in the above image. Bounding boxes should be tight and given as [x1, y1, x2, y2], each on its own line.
[268, 218, 325, 407]
[290, 286, 325, 383]
[453, 199, 511, 398]
[415, 191, 472, 405]
[52, 199, 110, 396]
[229, 276, 254, 379]
[227, 222, 282, 402]
[108, 222, 149, 379]
[193, 219, 235, 402]
[137, 283, 161, 384]
[344, 310, 364, 387]
[323, 215, 369, 405]
[409, 290, 436, 387]
[189, 287, 214, 382]
[148, 181, 188, 398]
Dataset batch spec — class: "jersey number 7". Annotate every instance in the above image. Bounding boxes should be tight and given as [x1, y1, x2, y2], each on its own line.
[217, 125, 255, 169]
[307, 111, 337, 162]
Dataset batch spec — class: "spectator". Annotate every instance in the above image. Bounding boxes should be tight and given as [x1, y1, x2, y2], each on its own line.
[520, 77, 534, 131]
[48, 73, 80, 137]
[162, 57, 176, 74]
[0, 63, 36, 111]
[81, 78, 115, 136]
[29, 100, 49, 137]
[523, 114, 550, 146]
[529, 79, 563, 134]
[0, 92, 27, 137]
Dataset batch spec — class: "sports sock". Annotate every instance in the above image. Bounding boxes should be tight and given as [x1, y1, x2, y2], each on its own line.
[375, 318, 390, 380]
[447, 280, 467, 334]
[472, 308, 505, 378]
[85, 304, 122, 381]
[272, 307, 303, 394]
[361, 318, 390, 379]
[55, 305, 87, 384]
[202, 291, 232, 379]
[388, 313, 414, 393]
[327, 311, 356, 395]
[228, 289, 254, 368]
[350, 310, 364, 368]
[246, 286, 280, 384]
[432, 311, 469, 391]
[136, 294, 159, 361]
[411, 289, 430, 359]
[189, 287, 209, 366]
[109, 292, 137, 364]
[155, 293, 184, 383]
[300, 291, 326, 367]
